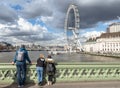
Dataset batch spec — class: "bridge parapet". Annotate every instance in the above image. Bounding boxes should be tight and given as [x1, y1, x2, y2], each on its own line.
[0, 62, 120, 84]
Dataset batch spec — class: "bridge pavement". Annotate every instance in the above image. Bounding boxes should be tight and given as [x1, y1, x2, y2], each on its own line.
[0, 81, 120, 88]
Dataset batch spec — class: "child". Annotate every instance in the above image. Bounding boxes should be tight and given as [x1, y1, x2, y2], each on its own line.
[36, 54, 45, 86]
[46, 55, 56, 85]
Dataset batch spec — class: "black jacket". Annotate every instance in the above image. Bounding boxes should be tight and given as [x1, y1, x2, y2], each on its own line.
[36, 58, 45, 67]
[46, 62, 56, 75]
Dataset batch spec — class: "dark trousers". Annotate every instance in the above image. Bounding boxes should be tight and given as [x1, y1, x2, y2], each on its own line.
[48, 75, 53, 81]
[16, 63, 26, 86]
[48, 73, 56, 83]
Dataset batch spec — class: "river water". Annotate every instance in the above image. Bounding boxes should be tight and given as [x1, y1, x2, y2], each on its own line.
[0, 51, 120, 63]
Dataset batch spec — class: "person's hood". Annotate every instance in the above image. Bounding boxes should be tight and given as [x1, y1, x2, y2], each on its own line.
[19, 48, 26, 51]
[46, 58, 54, 63]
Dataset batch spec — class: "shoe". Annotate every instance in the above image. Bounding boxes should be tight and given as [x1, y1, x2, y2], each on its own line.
[50, 81, 52, 85]
[38, 82, 42, 86]
[21, 85, 24, 87]
[48, 81, 52, 85]
[47, 81, 50, 85]
[18, 85, 21, 87]
[38, 83, 40, 85]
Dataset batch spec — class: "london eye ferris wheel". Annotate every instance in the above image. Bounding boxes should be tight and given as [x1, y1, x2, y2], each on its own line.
[64, 4, 82, 52]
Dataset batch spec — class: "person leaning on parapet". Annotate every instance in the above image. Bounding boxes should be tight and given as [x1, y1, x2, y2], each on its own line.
[46, 55, 56, 85]
[36, 54, 46, 86]
[12, 45, 32, 88]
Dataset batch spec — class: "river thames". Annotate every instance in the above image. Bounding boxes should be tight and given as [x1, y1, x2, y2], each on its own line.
[0, 51, 120, 63]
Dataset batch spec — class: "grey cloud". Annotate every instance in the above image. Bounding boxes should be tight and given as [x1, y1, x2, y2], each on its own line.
[79, 1, 120, 28]
[0, 36, 14, 44]
[21, 0, 53, 19]
[0, 26, 37, 37]
[16, 32, 57, 42]
[1, 0, 120, 44]
[44, 0, 120, 29]
[0, 4, 18, 23]
[7, 31, 36, 37]
[1, 0, 120, 29]
[1, 26, 57, 42]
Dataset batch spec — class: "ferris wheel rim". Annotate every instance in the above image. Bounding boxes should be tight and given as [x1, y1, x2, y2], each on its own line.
[65, 4, 80, 43]
[65, 4, 80, 31]
[64, 4, 82, 51]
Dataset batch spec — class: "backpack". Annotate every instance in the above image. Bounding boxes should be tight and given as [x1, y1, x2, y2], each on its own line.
[17, 50, 25, 61]
[47, 63, 54, 72]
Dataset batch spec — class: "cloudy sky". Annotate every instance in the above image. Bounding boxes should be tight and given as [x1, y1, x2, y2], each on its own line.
[0, 0, 120, 45]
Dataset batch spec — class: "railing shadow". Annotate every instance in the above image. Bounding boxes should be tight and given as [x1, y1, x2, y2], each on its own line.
[1, 71, 17, 88]
[52, 62, 57, 84]
[2, 64, 36, 88]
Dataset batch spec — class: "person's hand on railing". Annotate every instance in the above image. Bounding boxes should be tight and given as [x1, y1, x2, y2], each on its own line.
[26, 62, 32, 65]
[11, 62, 15, 65]
[29, 62, 32, 65]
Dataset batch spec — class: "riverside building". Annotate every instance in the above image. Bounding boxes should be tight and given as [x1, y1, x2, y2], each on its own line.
[83, 22, 120, 54]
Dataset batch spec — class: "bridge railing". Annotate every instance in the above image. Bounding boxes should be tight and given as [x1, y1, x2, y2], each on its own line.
[0, 62, 120, 84]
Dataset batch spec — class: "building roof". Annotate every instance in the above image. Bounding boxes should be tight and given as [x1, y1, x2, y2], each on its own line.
[109, 22, 120, 26]
[86, 37, 98, 42]
[99, 32, 120, 38]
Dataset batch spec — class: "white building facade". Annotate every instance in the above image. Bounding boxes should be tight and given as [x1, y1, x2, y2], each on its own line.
[83, 22, 120, 54]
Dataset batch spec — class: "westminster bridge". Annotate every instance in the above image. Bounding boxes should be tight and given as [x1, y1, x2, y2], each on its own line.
[0, 62, 120, 85]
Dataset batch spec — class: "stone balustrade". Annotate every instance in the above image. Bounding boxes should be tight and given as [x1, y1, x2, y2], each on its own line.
[0, 62, 120, 84]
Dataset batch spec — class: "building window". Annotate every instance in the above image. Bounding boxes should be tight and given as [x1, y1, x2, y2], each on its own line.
[116, 43, 118, 47]
[113, 43, 115, 47]
[103, 49, 104, 51]
[111, 43, 112, 47]
[103, 45, 104, 47]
